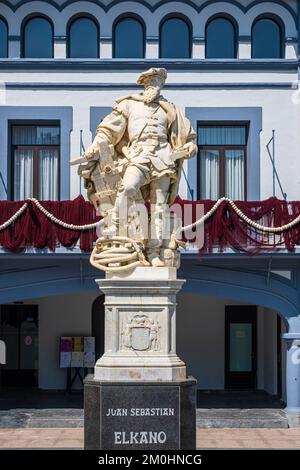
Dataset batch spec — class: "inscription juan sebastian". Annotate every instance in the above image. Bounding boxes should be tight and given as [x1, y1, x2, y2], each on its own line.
[106, 407, 175, 417]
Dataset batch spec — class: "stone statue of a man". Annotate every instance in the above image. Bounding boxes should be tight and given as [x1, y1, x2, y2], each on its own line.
[76, 68, 197, 270]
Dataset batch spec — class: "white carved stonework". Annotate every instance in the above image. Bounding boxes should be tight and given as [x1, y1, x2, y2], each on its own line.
[121, 313, 161, 352]
[94, 267, 186, 382]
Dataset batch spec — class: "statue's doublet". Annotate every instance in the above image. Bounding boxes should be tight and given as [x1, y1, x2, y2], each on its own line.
[115, 98, 169, 144]
[113, 98, 177, 180]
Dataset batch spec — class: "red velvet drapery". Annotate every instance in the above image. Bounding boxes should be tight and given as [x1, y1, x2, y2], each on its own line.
[178, 197, 300, 253]
[0, 196, 300, 253]
[0, 196, 99, 252]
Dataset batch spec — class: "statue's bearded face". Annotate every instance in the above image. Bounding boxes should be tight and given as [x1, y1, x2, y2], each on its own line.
[143, 77, 162, 104]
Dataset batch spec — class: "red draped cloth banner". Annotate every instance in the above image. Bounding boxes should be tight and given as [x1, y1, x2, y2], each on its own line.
[0, 196, 100, 252]
[178, 197, 300, 254]
[1, 195, 300, 253]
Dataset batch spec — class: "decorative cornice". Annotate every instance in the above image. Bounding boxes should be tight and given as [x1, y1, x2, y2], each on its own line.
[4, 82, 295, 90]
[193, 37, 205, 43]
[239, 35, 251, 41]
[147, 36, 159, 42]
[286, 37, 298, 43]
[6, 35, 298, 43]
[0, 58, 297, 71]
[54, 35, 67, 41]
[0, 0, 297, 26]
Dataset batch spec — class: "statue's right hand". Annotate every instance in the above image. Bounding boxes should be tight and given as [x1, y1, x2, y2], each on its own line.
[84, 143, 100, 160]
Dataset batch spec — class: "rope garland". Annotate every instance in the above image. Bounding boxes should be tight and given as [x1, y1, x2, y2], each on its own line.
[30, 198, 104, 230]
[181, 197, 300, 233]
[0, 202, 28, 230]
[0, 196, 300, 234]
[0, 199, 103, 231]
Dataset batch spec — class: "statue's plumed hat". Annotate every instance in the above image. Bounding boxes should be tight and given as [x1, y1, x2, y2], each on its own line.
[137, 68, 167, 86]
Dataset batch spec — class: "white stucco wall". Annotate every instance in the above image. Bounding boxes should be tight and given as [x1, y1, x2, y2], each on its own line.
[19, 289, 280, 391]
[177, 292, 226, 389]
[1, 80, 298, 201]
[26, 291, 97, 389]
[177, 292, 279, 391]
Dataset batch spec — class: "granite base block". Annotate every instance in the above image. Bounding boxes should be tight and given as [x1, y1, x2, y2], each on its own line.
[84, 375, 197, 450]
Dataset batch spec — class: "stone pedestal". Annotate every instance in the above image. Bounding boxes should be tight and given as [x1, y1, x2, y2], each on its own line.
[94, 267, 186, 382]
[84, 375, 196, 450]
[84, 267, 197, 450]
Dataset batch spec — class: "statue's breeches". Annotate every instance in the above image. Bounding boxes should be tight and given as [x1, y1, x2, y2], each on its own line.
[127, 142, 177, 183]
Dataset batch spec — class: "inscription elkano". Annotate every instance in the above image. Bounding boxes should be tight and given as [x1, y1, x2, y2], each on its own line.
[106, 407, 174, 445]
[100, 386, 180, 449]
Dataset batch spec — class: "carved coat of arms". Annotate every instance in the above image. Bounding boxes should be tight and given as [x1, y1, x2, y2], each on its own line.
[122, 314, 160, 351]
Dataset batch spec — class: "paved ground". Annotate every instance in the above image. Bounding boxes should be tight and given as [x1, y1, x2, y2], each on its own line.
[1, 428, 300, 449]
[197, 390, 287, 428]
[0, 388, 83, 428]
[0, 388, 298, 449]
[198, 428, 300, 449]
[0, 388, 289, 429]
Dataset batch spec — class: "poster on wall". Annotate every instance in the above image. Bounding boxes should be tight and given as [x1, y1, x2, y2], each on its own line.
[59, 336, 95, 368]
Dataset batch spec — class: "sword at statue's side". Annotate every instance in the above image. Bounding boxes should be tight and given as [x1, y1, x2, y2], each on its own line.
[70, 155, 89, 165]
[70, 141, 115, 167]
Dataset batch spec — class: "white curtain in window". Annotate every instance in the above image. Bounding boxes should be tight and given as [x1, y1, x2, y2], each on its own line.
[13, 126, 60, 145]
[12, 126, 36, 145]
[200, 150, 219, 199]
[225, 150, 245, 200]
[198, 127, 245, 145]
[14, 149, 33, 200]
[39, 149, 58, 200]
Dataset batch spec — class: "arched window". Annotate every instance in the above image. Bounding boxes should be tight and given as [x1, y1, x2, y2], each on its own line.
[159, 16, 191, 58]
[252, 17, 283, 58]
[113, 16, 145, 58]
[205, 16, 237, 58]
[0, 18, 8, 58]
[22, 16, 53, 58]
[68, 16, 99, 58]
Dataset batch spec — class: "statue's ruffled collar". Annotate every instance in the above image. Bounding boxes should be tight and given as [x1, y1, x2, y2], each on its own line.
[115, 93, 167, 104]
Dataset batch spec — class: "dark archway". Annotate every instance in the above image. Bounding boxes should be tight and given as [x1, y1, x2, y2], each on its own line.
[91, 294, 105, 360]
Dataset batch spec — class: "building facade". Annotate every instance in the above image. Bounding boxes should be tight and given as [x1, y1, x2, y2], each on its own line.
[0, 0, 300, 415]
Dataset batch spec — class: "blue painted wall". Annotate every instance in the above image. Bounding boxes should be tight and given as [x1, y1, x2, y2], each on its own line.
[0, 253, 299, 333]
[0, 106, 73, 200]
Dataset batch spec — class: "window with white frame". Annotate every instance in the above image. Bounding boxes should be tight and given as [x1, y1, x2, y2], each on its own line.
[198, 124, 247, 200]
[12, 124, 60, 200]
